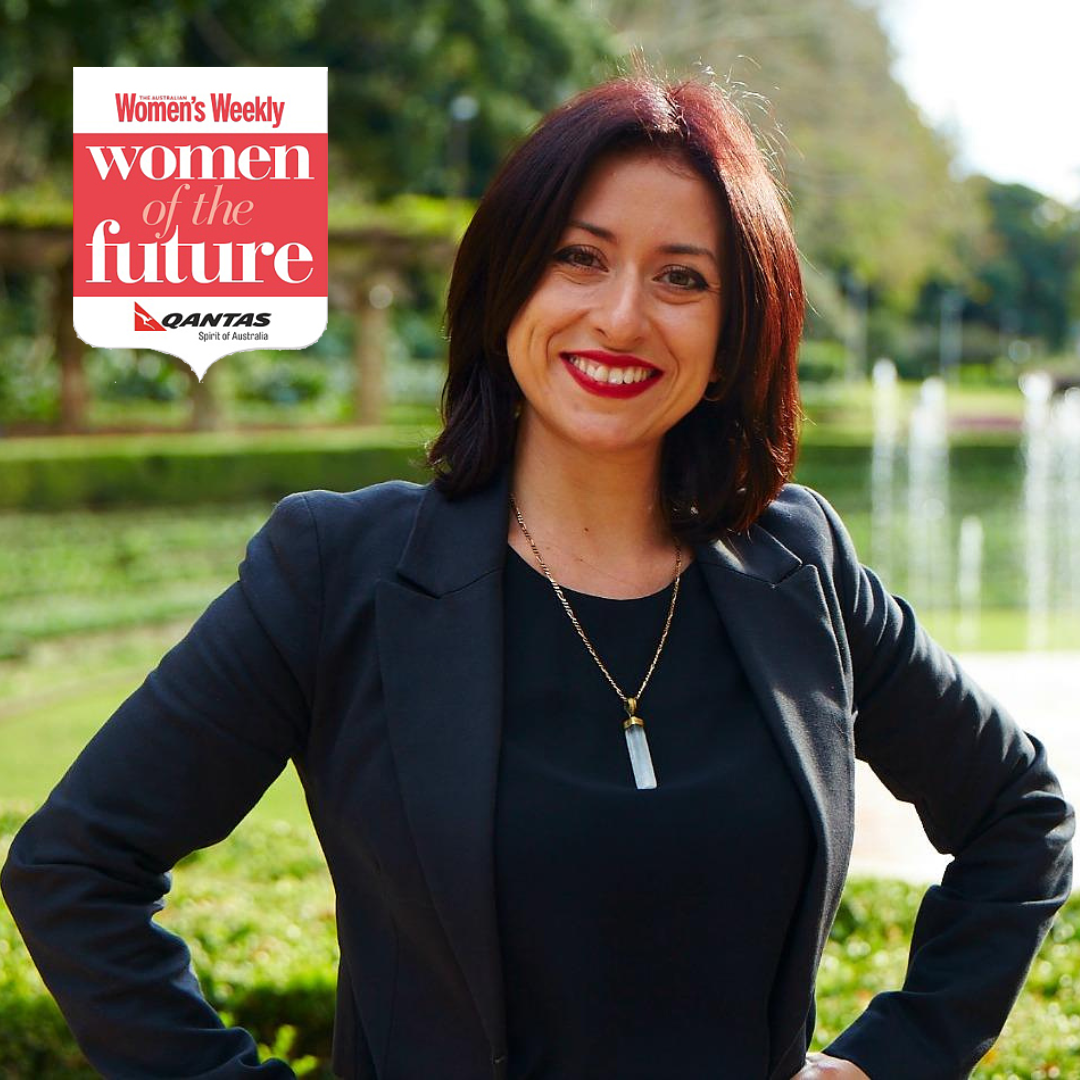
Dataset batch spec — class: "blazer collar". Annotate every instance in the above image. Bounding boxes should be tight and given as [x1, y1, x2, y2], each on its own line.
[395, 461, 805, 593]
[394, 466, 512, 596]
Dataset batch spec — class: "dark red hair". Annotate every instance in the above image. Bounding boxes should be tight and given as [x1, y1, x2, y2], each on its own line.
[427, 74, 804, 539]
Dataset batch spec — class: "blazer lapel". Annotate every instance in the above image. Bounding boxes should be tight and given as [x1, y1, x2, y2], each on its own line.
[696, 526, 854, 1072]
[376, 470, 854, 1072]
[375, 467, 512, 1060]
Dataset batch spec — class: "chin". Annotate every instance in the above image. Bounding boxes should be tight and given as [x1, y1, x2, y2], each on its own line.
[561, 422, 660, 458]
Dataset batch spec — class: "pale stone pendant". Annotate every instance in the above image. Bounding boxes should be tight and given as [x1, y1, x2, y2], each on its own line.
[624, 713, 657, 790]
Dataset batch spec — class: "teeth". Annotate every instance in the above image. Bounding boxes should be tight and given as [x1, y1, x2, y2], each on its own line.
[566, 355, 655, 385]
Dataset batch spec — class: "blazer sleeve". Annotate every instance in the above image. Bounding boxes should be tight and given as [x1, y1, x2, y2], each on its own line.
[0, 492, 322, 1079]
[804, 490, 1075, 1080]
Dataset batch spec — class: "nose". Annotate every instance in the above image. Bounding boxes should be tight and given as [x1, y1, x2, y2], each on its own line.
[592, 270, 647, 348]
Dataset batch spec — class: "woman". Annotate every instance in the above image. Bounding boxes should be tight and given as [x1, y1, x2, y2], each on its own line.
[2, 75, 1074, 1080]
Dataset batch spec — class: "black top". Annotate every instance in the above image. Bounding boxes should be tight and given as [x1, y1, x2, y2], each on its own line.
[495, 545, 815, 1078]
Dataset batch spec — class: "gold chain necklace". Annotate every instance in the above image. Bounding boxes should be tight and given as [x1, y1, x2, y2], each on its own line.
[509, 492, 682, 790]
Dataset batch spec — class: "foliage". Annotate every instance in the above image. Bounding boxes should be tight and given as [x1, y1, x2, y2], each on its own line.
[816, 878, 1080, 1077]
[0, 0, 326, 189]
[315, 0, 614, 198]
[327, 191, 474, 240]
[961, 179, 1080, 352]
[1, 809, 1076, 1077]
[603, 0, 977, 306]
[227, 354, 334, 407]
[0, 429, 433, 510]
[3, 0, 1077, 395]
[601, 0, 1079, 366]
[0, 808, 337, 1078]
[0, 271, 56, 426]
[87, 350, 190, 404]
[798, 338, 849, 384]
[0, 182, 72, 227]
[0, 0, 613, 201]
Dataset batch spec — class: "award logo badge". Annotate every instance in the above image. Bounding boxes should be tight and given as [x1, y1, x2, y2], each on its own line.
[73, 67, 328, 379]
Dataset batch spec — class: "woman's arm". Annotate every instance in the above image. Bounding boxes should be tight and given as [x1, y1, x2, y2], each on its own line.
[805, 489, 1074, 1080]
[0, 492, 322, 1078]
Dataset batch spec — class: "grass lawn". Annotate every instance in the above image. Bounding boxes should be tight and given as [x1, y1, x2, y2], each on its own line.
[0, 645, 313, 831]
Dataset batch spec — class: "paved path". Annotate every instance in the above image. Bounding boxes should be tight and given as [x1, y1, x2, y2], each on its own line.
[849, 652, 1079, 888]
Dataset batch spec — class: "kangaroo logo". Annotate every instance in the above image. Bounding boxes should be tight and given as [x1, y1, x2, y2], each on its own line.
[134, 302, 167, 332]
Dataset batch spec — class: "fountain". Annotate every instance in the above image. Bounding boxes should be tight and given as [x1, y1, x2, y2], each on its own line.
[1020, 372, 1053, 650]
[906, 377, 951, 618]
[862, 366, 1077, 653]
[957, 516, 984, 650]
[870, 358, 900, 585]
[1057, 389, 1080, 619]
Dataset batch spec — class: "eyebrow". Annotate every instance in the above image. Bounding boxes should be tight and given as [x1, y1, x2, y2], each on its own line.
[567, 218, 720, 269]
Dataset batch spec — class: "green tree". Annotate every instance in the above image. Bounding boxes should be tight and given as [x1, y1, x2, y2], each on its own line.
[601, 0, 977, 309]
[962, 180, 1080, 352]
[310, 0, 614, 199]
[0, 0, 614, 199]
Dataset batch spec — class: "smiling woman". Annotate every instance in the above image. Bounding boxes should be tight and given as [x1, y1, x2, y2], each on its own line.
[505, 150, 724, 461]
[1, 72, 1072, 1080]
[430, 77, 804, 552]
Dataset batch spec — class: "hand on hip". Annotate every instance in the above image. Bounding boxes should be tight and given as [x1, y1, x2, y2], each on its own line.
[792, 1052, 871, 1079]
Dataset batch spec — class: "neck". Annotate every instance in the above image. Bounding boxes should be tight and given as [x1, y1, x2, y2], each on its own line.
[508, 411, 675, 575]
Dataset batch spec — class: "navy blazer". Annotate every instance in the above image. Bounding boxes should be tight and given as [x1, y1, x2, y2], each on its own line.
[2, 465, 1074, 1080]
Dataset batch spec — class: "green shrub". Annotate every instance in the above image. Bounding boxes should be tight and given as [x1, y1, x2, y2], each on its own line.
[1, 810, 338, 1078]
[0, 430, 433, 510]
[86, 350, 189, 403]
[799, 338, 850, 383]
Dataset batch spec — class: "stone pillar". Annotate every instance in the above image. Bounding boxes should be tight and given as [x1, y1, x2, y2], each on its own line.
[353, 277, 396, 425]
[187, 363, 221, 431]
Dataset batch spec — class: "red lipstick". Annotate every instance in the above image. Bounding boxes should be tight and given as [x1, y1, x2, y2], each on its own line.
[559, 351, 662, 399]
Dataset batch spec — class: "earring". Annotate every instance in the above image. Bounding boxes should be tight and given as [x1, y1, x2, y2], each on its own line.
[702, 379, 723, 403]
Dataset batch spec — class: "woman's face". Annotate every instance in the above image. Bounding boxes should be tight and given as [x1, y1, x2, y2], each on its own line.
[506, 148, 725, 461]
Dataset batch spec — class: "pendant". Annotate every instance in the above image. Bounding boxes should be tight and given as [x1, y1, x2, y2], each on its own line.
[623, 698, 657, 789]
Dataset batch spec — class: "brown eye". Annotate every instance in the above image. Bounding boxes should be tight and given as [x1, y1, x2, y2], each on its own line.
[554, 245, 602, 269]
[660, 266, 708, 290]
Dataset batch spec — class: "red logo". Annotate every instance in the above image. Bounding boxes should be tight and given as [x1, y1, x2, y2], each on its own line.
[134, 301, 166, 331]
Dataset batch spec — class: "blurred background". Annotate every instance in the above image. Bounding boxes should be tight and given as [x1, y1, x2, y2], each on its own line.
[1, 1, 1078, 1075]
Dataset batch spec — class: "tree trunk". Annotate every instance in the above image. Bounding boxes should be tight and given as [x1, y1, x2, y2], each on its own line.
[54, 258, 88, 434]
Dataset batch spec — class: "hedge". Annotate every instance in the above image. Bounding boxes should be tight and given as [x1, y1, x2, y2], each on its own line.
[0, 428, 1024, 512]
[0, 429, 433, 510]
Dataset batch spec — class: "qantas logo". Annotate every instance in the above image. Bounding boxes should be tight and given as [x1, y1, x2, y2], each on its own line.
[134, 302, 166, 331]
[133, 302, 271, 330]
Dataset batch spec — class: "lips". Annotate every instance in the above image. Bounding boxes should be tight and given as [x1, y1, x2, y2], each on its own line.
[559, 351, 662, 399]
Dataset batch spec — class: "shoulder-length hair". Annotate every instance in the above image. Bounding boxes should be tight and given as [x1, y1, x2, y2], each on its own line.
[426, 74, 804, 540]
